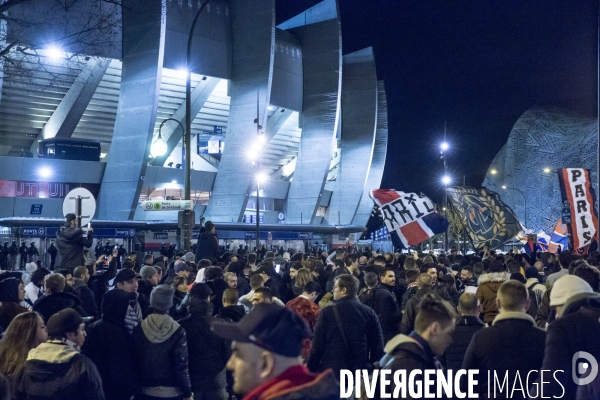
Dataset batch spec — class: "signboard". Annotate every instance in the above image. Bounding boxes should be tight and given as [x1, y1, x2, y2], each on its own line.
[23, 227, 46, 237]
[214, 126, 222, 134]
[245, 232, 256, 239]
[277, 212, 285, 221]
[154, 232, 169, 240]
[140, 200, 193, 211]
[0, 181, 99, 199]
[244, 214, 264, 223]
[21, 227, 135, 238]
[298, 232, 313, 240]
[30, 204, 43, 215]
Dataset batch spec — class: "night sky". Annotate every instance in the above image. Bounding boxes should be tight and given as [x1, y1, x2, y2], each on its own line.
[277, 1, 598, 205]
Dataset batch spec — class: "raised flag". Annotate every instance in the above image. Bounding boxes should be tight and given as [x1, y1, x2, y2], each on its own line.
[558, 168, 598, 251]
[446, 187, 521, 249]
[548, 220, 568, 254]
[369, 189, 449, 248]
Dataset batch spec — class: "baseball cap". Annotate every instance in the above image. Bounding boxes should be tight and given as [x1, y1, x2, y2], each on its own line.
[255, 266, 270, 276]
[114, 268, 137, 284]
[212, 303, 310, 357]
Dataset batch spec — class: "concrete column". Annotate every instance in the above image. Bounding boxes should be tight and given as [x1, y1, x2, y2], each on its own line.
[97, 0, 166, 220]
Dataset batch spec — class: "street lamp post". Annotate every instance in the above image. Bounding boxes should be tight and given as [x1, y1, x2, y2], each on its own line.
[502, 185, 527, 228]
[441, 124, 449, 252]
[180, 0, 211, 252]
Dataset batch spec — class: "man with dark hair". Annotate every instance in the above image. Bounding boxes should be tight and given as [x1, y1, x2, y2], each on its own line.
[401, 273, 436, 334]
[380, 294, 457, 397]
[252, 287, 273, 306]
[238, 274, 264, 312]
[463, 281, 545, 398]
[114, 268, 142, 335]
[34, 273, 86, 322]
[308, 274, 384, 376]
[55, 213, 94, 272]
[255, 265, 281, 299]
[367, 268, 401, 342]
[217, 287, 246, 322]
[460, 265, 477, 293]
[286, 280, 322, 334]
[72, 265, 97, 318]
[546, 250, 572, 288]
[137, 265, 160, 318]
[213, 303, 339, 399]
[19, 308, 104, 400]
[195, 221, 220, 264]
[445, 293, 484, 370]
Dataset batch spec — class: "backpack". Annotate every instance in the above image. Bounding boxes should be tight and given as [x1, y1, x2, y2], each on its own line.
[526, 287, 539, 320]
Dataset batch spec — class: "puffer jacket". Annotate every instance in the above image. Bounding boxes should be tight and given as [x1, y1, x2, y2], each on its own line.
[179, 299, 230, 393]
[18, 341, 104, 400]
[476, 272, 510, 324]
[55, 227, 93, 272]
[33, 292, 87, 323]
[132, 313, 192, 398]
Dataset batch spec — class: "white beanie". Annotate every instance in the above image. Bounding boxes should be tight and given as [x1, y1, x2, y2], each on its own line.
[550, 275, 593, 307]
[25, 262, 37, 273]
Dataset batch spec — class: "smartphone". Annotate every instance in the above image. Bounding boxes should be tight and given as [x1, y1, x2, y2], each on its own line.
[275, 264, 281, 273]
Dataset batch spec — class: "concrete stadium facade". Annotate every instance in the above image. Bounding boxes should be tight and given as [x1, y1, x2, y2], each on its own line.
[0, 0, 388, 232]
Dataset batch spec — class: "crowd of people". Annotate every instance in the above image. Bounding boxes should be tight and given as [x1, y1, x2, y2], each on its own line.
[0, 217, 599, 399]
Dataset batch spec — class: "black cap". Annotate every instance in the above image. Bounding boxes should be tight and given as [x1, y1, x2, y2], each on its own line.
[114, 268, 137, 284]
[65, 213, 76, 227]
[189, 282, 212, 300]
[255, 266, 270, 276]
[212, 303, 310, 357]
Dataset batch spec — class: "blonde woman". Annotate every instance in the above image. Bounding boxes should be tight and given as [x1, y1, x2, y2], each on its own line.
[0, 312, 48, 399]
[292, 268, 314, 298]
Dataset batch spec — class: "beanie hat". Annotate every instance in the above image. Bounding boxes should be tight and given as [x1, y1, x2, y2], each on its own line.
[183, 252, 195, 263]
[175, 262, 191, 273]
[509, 273, 527, 284]
[47, 308, 83, 338]
[550, 275, 593, 306]
[525, 266, 539, 280]
[25, 262, 37, 274]
[114, 268, 137, 284]
[140, 266, 158, 281]
[150, 284, 174, 312]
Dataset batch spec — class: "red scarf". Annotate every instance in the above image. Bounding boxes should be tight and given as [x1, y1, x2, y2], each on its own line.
[242, 365, 330, 400]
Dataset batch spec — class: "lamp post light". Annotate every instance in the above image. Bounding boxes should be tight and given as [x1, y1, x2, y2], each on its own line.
[152, 118, 183, 158]
[179, 0, 211, 252]
[502, 185, 527, 228]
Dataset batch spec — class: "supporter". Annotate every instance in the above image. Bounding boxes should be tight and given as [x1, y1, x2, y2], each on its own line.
[285, 280, 322, 334]
[213, 303, 339, 399]
[114, 268, 142, 335]
[0, 312, 47, 400]
[216, 287, 245, 322]
[476, 260, 510, 324]
[238, 274, 263, 312]
[445, 293, 484, 370]
[368, 268, 401, 342]
[19, 309, 104, 400]
[463, 281, 545, 398]
[88, 254, 117, 310]
[205, 266, 229, 316]
[33, 273, 86, 322]
[460, 265, 477, 293]
[55, 214, 94, 272]
[223, 272, 238, 289]
[195, 221, 220, 264]
[72, 265, 97, 318]
[401, 273, 436, 334]
[180, 283, 230, 400]
[573, 263, 600, 292]
[56, 268, 75, 291]
[170, 275, 189, 320]
[379, 294, 456, 399]
[545, 250, 571, 288]
[438, 274, 460, 305]
[252, 287, 274, 306]
[525, 266, 547, 308]
[175, 261, 191, 281]
[255, 265, 281, 299]
[358, 272, 378, 304]
[138, 265, 160, 318]
[291, 268, 313, 298]
[23, 268, 49, 306]
[132, 285, 192, 400]
[307, 274, 384, 376]
[0, 278, 28, 331]
[83, 289, 137, 400]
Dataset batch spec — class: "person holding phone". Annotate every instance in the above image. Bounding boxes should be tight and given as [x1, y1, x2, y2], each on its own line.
[55, 214, 94, 273]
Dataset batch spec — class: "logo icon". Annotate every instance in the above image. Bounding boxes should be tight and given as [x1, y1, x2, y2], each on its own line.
[572, 351, 598, 385]
[153, 202, 161, 210]
[145, 202, 153, 210]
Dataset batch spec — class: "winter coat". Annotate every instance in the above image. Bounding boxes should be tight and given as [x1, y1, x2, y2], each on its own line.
[169, 290, 189, 321]
[445, 315, 485, 370]
[33, 292, 87, 323]
[82, 289, 136, 400]
[132, 313, 192, 398]
[88, 258, 117, 312]
[0, 278, 29, 330]
[72, 278, 97, 319]
[179, 299, 231, 393]
[463, 312, 546, 398]
[378, 334, 441, 400]
[535, 287, 552, 328]
[18, 341, 104, 400]
[285, 296, 321, 335]
[241, 365, 339, 400]
[401, 288, 435, 335]
[195, 231, 220, 264]
[55, 227, 93, 272]
[216, 304, 246, 323]
[307, 295, 384, 376]
[541, 292, 600, 400]
[476, 272, 510, 324]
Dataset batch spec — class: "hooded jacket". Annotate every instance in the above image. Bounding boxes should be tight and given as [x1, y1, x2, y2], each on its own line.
[55, 227, 93, 272]
[18, 340, 104, 400]
[179, 299, 231, 392]
[0, 277, 28, 330]
[378, 334, 440, 400]
[33, 292, 86, 323]
[72, 278, 97, 318]
[541, 292, 600, 400]
[82, 289, 136, 400]
[476, 272, 510, 324]
[132, 313, 192, 398]
[195, 230, 220, 263]
[216, 304, 246, 323]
